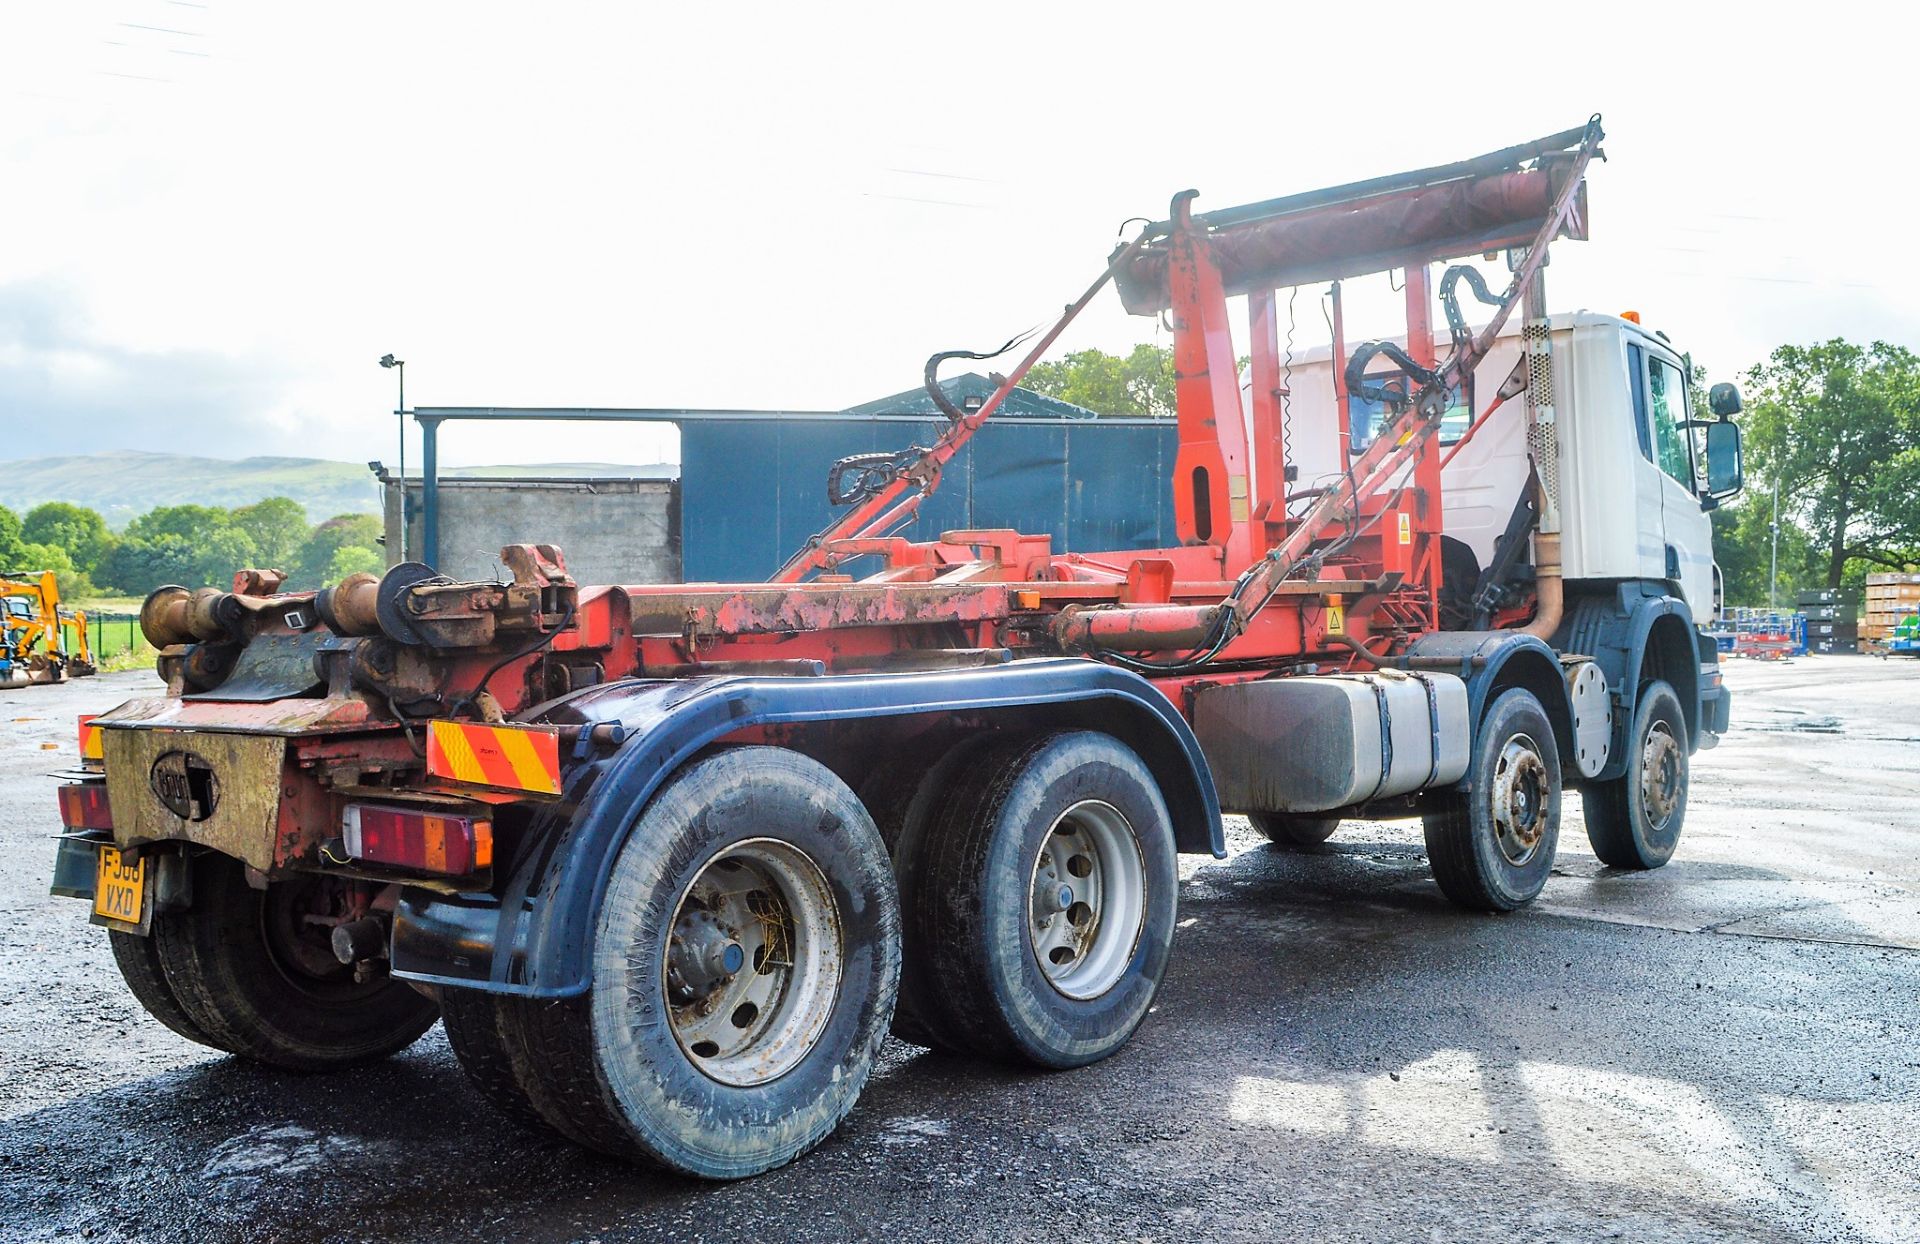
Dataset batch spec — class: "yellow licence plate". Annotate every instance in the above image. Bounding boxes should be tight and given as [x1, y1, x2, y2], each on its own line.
[93, 846, 146, 926]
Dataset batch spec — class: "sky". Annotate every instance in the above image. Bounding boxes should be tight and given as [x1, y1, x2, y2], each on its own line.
[2, 2, 1914, 471]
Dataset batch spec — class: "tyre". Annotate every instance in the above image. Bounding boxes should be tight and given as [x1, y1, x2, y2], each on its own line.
[152, 854, 440, 1071]
[900, 730, 1177, 1069]
[1247, 810, 1340, 849]
[511, 746, 900, 1179]
[439, 987, 548, 1128]
[1422, 687, 1562, 912]
[863, 736, 994, 1051]
[1582, 679, 1688, 869]
[108, 928, 226, 1050]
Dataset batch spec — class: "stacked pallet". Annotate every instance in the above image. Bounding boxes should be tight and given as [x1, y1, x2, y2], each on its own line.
[1798, 587, 1859, 654]
[1863, 573, 1920, 645]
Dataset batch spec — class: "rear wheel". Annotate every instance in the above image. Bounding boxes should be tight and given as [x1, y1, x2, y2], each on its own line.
[1247, 810, 1340, 849]
[152, 854, 439, 1071]
[899, 731, 1177, 1068]
[1582, 680, 1688, 869]
[439, 987, 548, 1128]
[511, 747, 899, 1178]
[108, 927, 225, 1049]
[864, 736, 994, 1051]
[1422, 688, 1562, 912]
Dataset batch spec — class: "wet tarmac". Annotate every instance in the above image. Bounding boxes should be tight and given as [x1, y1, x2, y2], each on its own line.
[1, 656, 1915, 1242]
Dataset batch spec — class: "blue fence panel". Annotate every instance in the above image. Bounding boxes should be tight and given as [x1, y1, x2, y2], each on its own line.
[1062, 421, 1175, 552]
[679, 417, 1179, 582]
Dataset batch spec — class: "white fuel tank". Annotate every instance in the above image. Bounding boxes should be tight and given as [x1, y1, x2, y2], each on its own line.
[1192, 669, 1472, 814]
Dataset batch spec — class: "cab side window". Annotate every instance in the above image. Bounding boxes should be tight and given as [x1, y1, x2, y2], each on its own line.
[1627, 343, 1653, 462]
[1647, 355, 1694, 486]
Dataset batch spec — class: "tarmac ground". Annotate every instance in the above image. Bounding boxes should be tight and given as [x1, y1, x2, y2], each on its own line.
[1, 655, 1915, 1242]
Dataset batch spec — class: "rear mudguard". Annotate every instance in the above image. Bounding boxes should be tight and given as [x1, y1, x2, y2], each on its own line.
[391, 658, 1221, 998]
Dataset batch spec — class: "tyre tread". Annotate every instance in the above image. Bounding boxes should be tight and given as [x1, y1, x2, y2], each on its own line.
[150, 854, 439, 1071]
[911, 731, 1058, 1061]
[1582, 679, 1688, 870]
[107, 928, 225, 1050]
[1422, 688, 1561, 913]
[439, 988, 551, 1130]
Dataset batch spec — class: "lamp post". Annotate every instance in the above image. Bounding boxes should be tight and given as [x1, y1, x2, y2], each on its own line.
[380, 354, 406, 560]
[1768, 474, 1780, 615]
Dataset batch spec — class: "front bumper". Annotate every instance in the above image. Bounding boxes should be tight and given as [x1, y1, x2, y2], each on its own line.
[1700, 680, 1732, 747]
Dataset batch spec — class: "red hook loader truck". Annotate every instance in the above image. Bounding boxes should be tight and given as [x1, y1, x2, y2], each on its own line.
[50, 117, 1744, 1178]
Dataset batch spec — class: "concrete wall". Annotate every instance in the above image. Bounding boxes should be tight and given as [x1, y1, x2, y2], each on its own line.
[382, 476, 680, 585]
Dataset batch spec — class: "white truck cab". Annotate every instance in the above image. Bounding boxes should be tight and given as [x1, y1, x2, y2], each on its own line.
[1272, 310, 1745, 622]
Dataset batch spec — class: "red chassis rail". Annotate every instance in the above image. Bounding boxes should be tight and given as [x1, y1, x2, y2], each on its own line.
[605, 120, 1606, 693]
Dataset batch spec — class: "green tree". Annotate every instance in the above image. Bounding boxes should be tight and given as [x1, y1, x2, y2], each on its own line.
[124, 504, 231, 544]
[325, 545, 385, 581]
[99, 506, 259, 594]
[296, 513, 384, 587]
[0, 505, 23, 568]
[1024, 344, 1179, 418]
[12, 542, 92, 600]
[21, 502, 112, 574]
[232, 497, 311, 574]
[1743, 340, 1920, 587]
[1709, 495, 1822, 608]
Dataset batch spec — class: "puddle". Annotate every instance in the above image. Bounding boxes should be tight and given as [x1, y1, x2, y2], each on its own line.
[1755, 714, 1844, 734]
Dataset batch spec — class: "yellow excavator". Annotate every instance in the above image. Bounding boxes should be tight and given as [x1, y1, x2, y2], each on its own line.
[0, 571, 94, 686]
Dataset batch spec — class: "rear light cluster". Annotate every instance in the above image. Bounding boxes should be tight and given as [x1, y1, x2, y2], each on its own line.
[341, 804, 493, 875]
[57, 783, 113, 831]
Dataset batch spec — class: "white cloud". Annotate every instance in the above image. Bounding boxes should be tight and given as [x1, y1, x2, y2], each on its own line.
[2, 2, 1913, 467]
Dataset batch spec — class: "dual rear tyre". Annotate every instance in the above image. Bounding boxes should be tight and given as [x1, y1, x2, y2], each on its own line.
[889, 731, 1179, 1068]
[112, 853, 439, 1071]
[441, 732, 1180, 1178]
[446, 747, 900, 1179]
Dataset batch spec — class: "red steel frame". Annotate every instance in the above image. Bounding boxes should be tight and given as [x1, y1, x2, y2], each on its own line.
[458, 123, 1604, 721]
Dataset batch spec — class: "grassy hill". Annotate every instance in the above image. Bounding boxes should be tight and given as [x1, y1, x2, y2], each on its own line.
[8, 452, 381, 528]
[4, 452, 677, 528]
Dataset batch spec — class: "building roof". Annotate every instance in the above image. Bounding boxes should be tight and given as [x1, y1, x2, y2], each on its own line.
[841, 371, 1101, 420]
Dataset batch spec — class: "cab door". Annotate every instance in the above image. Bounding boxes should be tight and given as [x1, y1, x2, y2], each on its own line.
[1643, 347, 1713, 611]
[1623, 341, 1673, 587]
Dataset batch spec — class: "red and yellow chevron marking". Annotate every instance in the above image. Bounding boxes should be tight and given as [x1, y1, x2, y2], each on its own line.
[77, 715, 103, 761]
[425, 720, 562, 796]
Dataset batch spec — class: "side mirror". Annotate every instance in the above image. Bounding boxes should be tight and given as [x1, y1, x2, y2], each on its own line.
[1709, 382, 1743, 418]
[1704, 419, 1743, 499]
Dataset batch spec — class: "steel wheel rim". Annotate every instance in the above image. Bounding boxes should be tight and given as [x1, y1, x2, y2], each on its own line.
[1640, 720, 1684, 832]
[1489, 733, 1550, 866]
[258, 875, 373, 1004]
[1027, 799, 1146, 1000]
[662, 838, 843, 1087]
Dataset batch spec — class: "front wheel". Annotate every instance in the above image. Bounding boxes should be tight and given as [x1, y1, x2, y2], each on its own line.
[898, 731, 1177, 1069]
[1422, 688, 1562, 912]
[510, 746, 900, 1179]
[1582, 679, 1688, 869]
